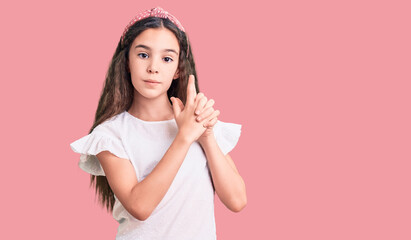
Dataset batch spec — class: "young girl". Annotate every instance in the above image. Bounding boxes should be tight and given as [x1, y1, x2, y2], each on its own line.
[70, 6, 246, 239]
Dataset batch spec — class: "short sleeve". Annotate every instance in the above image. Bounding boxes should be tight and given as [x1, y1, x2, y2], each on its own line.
[213, 120, 242, 155]
[69, 131, 129, 176]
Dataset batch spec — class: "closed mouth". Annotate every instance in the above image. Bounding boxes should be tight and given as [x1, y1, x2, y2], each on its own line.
[144, 80, 160, 83]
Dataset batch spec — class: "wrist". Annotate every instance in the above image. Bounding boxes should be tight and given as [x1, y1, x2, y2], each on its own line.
[198, 132, 216, 145]
[176, 131, 194, 146]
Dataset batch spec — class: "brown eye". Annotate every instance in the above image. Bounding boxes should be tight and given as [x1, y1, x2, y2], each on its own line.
[163, 57, 173, 63]
[138, 53, 148, 58]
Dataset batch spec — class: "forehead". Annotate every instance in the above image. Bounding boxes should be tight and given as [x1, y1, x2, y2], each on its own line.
[131, 28, 180, 52]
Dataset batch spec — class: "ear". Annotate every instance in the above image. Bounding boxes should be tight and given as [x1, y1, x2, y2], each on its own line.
[173, 69, 179, 80]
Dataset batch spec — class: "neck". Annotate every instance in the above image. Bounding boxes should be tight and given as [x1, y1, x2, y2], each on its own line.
[127, 90, 174, 121]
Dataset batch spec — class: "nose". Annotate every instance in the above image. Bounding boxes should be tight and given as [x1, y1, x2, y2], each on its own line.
[147, 59, 159, 74]
[147, 67, 158, 73]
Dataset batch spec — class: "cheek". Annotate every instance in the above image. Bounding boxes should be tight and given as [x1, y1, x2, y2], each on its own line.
[168, 62, 179, 74]
[129, 61, 145, 75]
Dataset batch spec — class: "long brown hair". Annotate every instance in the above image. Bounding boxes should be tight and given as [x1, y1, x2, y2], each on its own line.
[87, 16, 199, 213]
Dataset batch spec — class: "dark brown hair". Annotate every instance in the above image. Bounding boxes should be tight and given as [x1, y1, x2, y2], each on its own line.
[87, 16, 199, 213]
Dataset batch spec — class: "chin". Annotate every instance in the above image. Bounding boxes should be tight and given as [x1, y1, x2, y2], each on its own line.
[135, 89, 164, 100]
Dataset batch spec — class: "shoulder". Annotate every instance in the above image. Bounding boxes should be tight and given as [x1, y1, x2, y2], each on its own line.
[92, 111, 129, 138]
[213, 119, 242, 133]
[212, 119, 242, 156]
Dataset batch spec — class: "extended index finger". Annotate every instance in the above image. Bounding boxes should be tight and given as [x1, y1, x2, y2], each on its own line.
[186, 75, 197, 105]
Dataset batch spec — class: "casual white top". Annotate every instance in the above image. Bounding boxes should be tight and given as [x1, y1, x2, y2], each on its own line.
[70, 110, 242, 240]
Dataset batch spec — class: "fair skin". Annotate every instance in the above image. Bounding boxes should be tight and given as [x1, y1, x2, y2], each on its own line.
[96, 27, 246, 221]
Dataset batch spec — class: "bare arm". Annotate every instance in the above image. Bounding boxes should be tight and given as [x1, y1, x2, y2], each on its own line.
[199, 133, 247, 212]
[96, 132, 191, 221]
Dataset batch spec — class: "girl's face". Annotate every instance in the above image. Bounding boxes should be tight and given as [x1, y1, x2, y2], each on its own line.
[128, 27, 180, 100]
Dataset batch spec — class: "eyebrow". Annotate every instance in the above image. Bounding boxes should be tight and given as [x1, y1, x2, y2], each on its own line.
[134, 44, 179, 55]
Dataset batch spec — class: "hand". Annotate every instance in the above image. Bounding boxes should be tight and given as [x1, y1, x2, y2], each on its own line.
[193, 93, 220, 143]
[170, 75, 209, 144]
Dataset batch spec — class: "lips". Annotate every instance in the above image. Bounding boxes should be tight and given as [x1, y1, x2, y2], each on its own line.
[144, 79, 160, 83]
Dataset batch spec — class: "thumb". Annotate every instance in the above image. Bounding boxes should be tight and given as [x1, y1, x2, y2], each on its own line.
[171, 97, 182, 117]
[175, 97, 185, 111]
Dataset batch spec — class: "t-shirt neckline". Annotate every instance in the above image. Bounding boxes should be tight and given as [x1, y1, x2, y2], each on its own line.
[124, 110, 175, 124]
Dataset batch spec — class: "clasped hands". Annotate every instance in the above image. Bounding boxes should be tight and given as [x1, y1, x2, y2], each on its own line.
[170, 75, 220, 144]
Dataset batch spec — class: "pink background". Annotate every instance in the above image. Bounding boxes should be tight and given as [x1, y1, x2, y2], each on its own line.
[1, 0, 410, 239]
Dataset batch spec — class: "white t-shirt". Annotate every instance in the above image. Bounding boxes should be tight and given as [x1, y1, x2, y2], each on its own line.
[70, 110, 242, 240]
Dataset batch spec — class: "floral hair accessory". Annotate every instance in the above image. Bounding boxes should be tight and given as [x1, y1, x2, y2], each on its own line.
[121, 6, 189, 58]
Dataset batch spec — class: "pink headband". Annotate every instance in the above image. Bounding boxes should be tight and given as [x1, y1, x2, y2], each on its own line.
[121, 7, 189, 58]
